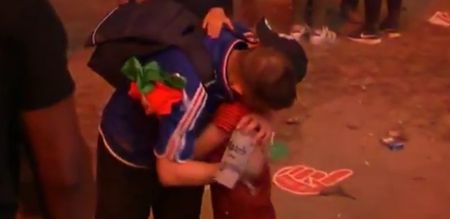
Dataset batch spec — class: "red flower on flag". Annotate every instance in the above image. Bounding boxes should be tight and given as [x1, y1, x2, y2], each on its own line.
[128, 82, 141, 100]
[122, 58, 186, 116]
[142, 82, 183, 116]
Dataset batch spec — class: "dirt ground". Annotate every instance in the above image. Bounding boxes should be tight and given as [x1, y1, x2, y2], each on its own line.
[51, 0, 450, 218]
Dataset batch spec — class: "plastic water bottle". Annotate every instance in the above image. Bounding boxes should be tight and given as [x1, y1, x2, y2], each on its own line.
[215, 131, 255, 189]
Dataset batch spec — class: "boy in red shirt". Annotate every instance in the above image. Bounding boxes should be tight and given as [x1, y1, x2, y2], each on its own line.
[208, 102, 276, 219]
[190, 20, 309, 218]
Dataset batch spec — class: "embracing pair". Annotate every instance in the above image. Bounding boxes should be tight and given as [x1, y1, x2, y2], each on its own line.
[88, 1, 308, 218]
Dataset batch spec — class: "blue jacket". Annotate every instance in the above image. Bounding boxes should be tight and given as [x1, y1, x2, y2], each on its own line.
[99, 25, 249, 168]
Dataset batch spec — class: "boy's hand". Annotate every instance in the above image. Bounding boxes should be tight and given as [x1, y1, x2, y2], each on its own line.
[203, 7, 234, 38]
[237, 114, 273, 145]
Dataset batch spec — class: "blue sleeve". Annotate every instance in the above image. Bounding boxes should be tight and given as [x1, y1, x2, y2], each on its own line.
[233, 21, 251, 35]
[214, 21, 252, 43]
[150, 49, 207, 162]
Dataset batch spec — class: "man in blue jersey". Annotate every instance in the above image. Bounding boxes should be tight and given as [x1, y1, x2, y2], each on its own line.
[94, 17, 307, 219]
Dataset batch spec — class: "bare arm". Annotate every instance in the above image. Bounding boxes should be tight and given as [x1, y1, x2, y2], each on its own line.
[156, 122, 230, 186]
[22, 97, 95, 219]
[156, 157, 220, 186]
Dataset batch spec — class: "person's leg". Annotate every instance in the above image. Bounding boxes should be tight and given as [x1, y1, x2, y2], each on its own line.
[381, 0, 402, 29]
[291, 0, 310, 40]
[310, 0, 327, 29]
[152, 186, 204, 219]
[378, 0, 403, 38]
[292, 0, 308, 26]
[341, 0, 359, 11]
[386, 0, 402, 27]
[309, 0, 336, 44]
[363, 0, 382, 33]
[380, 0, 402, 37]
[348, 0, 382, 44]
[341, 0, 362, 23]
[95, 137, 157, 219]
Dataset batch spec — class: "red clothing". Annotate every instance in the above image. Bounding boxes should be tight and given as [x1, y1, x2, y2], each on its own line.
[210, 102, 276, 219]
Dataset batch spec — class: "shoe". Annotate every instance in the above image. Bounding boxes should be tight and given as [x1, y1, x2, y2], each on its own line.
[348, 30, 381, 45]
[310, 26, 337, 45]
[290, 24, 309, 42]
[381, 28, 401, 38]
[380, 20, 401, 38]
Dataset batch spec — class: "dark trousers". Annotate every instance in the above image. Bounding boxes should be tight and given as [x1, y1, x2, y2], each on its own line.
[96, 138, 204, 219]
[292, 0, 327, 29]
[341, 0, 359, 12]
[364, 0, 403, 32]
[0, 205, 16, 219]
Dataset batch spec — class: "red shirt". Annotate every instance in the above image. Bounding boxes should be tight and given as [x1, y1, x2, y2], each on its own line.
[210, 102, 275, 219]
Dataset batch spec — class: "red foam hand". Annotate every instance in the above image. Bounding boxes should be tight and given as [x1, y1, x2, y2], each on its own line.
[273, 165, 353, 195]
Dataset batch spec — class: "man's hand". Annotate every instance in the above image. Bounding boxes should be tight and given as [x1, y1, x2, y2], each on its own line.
[202, 7, 234, 38]
[236, 114, 273, 145]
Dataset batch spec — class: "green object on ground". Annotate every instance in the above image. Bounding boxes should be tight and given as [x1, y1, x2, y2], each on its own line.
[270, 141, 289, 161]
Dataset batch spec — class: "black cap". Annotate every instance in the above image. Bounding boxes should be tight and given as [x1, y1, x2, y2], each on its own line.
[255, 18, 308, 83]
